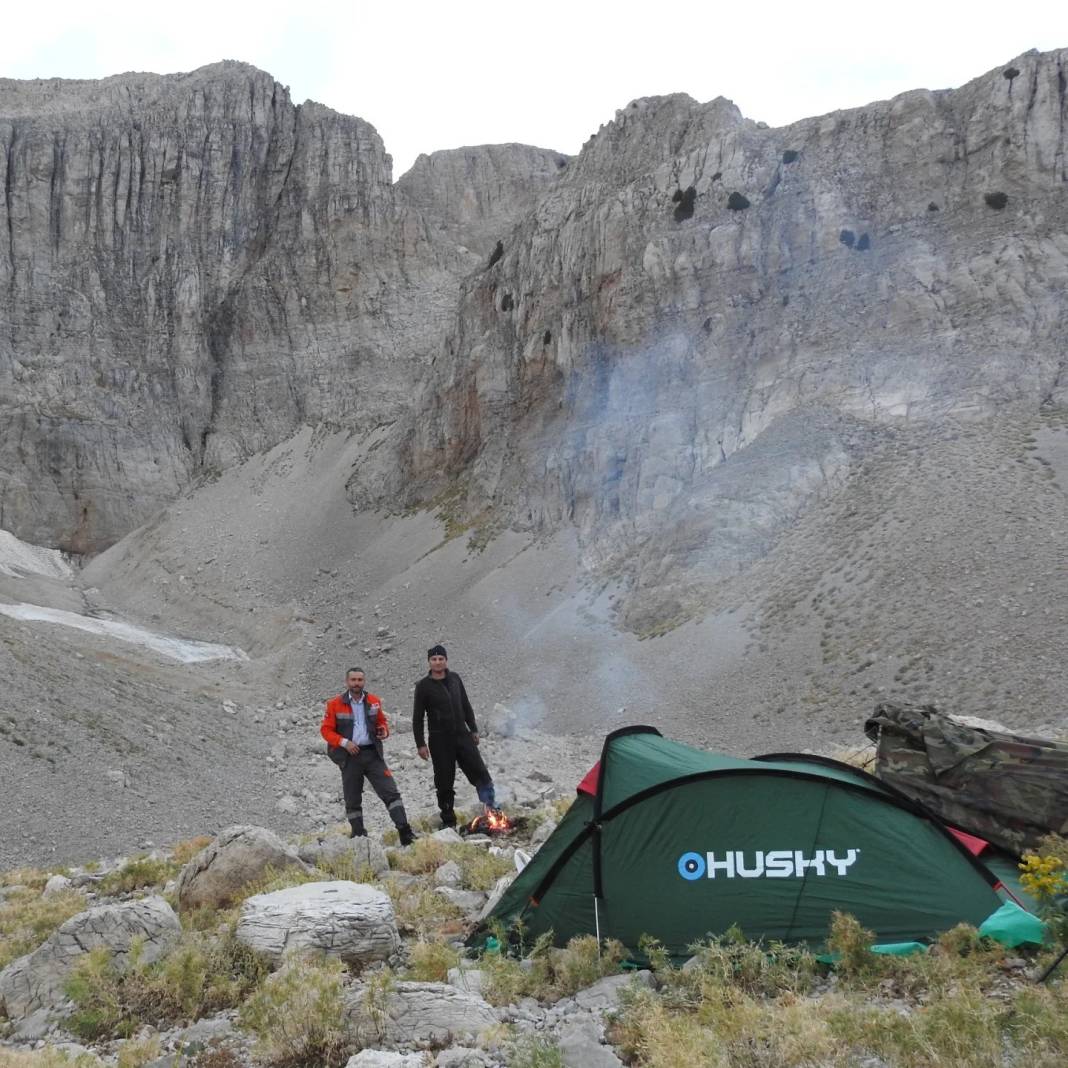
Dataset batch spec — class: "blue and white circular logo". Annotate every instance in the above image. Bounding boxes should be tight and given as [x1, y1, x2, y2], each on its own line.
[677, 851, 705, 881]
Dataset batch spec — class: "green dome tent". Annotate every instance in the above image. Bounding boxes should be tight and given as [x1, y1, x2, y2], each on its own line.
[478, 727, 1025, 959]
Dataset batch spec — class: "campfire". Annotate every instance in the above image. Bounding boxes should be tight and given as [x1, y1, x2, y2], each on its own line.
[463, 808, 519, 836]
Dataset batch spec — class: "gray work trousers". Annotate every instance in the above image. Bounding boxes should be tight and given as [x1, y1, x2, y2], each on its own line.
[337, 747, 408, 833]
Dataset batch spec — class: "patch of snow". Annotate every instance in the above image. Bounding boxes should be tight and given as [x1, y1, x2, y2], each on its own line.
[0, 602, 248, 663]
[0, 530, 73, 579]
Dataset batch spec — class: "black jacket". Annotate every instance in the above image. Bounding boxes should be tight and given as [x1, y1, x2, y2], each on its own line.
[412, 670, 478, 747]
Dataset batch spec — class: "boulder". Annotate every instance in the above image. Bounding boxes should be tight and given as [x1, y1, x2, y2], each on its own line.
[236, 881, 400, 966]
[435, 888, 487, 915]
[42, 875, 74, 898]
[346, 1053, 425, 1068]
[566, 971, 655, 1012]
[477, 874, 515, 922]
[176, 825, 311, 911]
[0, 896, 181, 1020]
[435, 1049, 492, 1067]
[348, 981, 498, 1047]
[433, 861, 462, 888]
[530, 819, 558, 849]
[446, 966, 485, 997]
[558, 1016, 625, 1068]
[430, 828, 464, 845]
[298, 834, 390, 877]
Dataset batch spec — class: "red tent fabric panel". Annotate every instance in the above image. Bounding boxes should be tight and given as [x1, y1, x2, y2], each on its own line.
[577, 762, 600, 796]
[948, 827, 990, 856]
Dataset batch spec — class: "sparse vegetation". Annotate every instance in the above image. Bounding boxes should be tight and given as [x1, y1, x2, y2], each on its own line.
[64, 927, 269, 1039]
[238, 955, 354, 1068]
[97, 856, 179, 896]
[0, 885, 86, 970]
[481, 933, 626, 1005]
[404, 939, 460, 982]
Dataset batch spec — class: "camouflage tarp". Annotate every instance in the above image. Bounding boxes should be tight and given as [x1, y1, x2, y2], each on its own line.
[865, 702, 1068, 855]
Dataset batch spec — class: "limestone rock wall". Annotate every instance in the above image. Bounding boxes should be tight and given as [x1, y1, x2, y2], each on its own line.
[390, 49, 1068, 620]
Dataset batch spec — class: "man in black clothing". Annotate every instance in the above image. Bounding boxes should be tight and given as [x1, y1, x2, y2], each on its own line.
[413, 644, 497, 827]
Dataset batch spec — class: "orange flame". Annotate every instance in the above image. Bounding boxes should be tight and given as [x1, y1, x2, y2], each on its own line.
[466, 808, 516, 834]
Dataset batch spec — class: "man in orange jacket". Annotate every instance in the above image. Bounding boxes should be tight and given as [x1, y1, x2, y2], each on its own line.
[321, 667, 417, 845]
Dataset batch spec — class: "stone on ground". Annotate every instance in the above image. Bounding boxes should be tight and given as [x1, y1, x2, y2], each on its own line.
[0, 896, 180, 1020]
[176, 825, 311, 911]
[236, 880, 400, 965]
[298, 833, 390, 876]
[347, 980, 498, 1047]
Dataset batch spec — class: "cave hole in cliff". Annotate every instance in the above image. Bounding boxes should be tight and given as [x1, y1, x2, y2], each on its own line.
[673, 186, 697, 221]
[984, 192, 1009, 210]
[782, 150, 800, 164]
[556, 157, 568, 169]
[543, 330, 552, 345]
[702, 317, 713, 333]
[501, 293, 514, 312]
[711, 171, 722, 181]
[727, 192, 750, 211]
[487, 240, 504, 268]
[839, 229, 856, 248]
[856, 233, 871, 251]
[928, 202, 940, 212]
[1003, 67, 1020, 81]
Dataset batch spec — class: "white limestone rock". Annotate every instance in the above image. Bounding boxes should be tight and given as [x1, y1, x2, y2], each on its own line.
[176, 825, 311, 912]
[433, 861, 462, 888]
[347, 980, 498, 1047]
[298, 834, 390, 877]
[42, 875, 74, 898]
[0, 895, 180, 1020]
[236, 880, 400, 966]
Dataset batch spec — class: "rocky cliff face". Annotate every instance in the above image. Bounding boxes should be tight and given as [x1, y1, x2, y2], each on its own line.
[390, 49, 1068, 627]
[396, 144, 570, 259]
[2, 51, 1066, 629]
[0, 63, 561, 552]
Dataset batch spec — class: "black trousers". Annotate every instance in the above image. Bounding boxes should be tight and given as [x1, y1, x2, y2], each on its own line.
[335, 747, 408, 832]
[429, 731, 495, 814]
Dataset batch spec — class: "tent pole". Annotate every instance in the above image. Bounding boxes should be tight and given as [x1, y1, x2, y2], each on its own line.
[594, 895, 602, 956]
[1037, 944, 1068, 984]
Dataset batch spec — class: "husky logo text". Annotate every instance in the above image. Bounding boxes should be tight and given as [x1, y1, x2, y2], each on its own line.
[677, 849, 860, 881]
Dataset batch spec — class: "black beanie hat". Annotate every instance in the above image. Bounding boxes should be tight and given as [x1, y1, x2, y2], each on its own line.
[427, 644, 448, 660]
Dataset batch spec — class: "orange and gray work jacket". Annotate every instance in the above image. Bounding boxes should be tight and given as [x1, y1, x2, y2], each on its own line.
[321, 691, 389, 761]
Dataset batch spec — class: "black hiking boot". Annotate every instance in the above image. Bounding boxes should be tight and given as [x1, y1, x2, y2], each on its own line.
[349, 822, 367, 839]
[398, 824, 417, 847]
[439, 809, 456, 829]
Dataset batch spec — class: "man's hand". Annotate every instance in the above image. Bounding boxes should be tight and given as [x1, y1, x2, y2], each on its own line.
[417, 745, 429, 761]
[471, 733, 480, 746]
[344, 740, 359, 754]
[375, 725, 388, 740]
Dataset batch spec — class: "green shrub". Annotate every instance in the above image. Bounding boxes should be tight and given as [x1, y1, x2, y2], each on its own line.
[405, 940, 460, 982]
[826, 911, 882, 978]
[238, 955, 354, 1068]
[64, 927, 269, 1039]
[481, 934, 627, 1005]
[97, 857, 179, 896]
[507, 1033, 565, 1068]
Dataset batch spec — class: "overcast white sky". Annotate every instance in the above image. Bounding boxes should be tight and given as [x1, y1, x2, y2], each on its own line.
[6, 1, 1067, 178]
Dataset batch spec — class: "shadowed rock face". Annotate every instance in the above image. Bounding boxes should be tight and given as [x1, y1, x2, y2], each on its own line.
[2, 52, 1067, 624]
